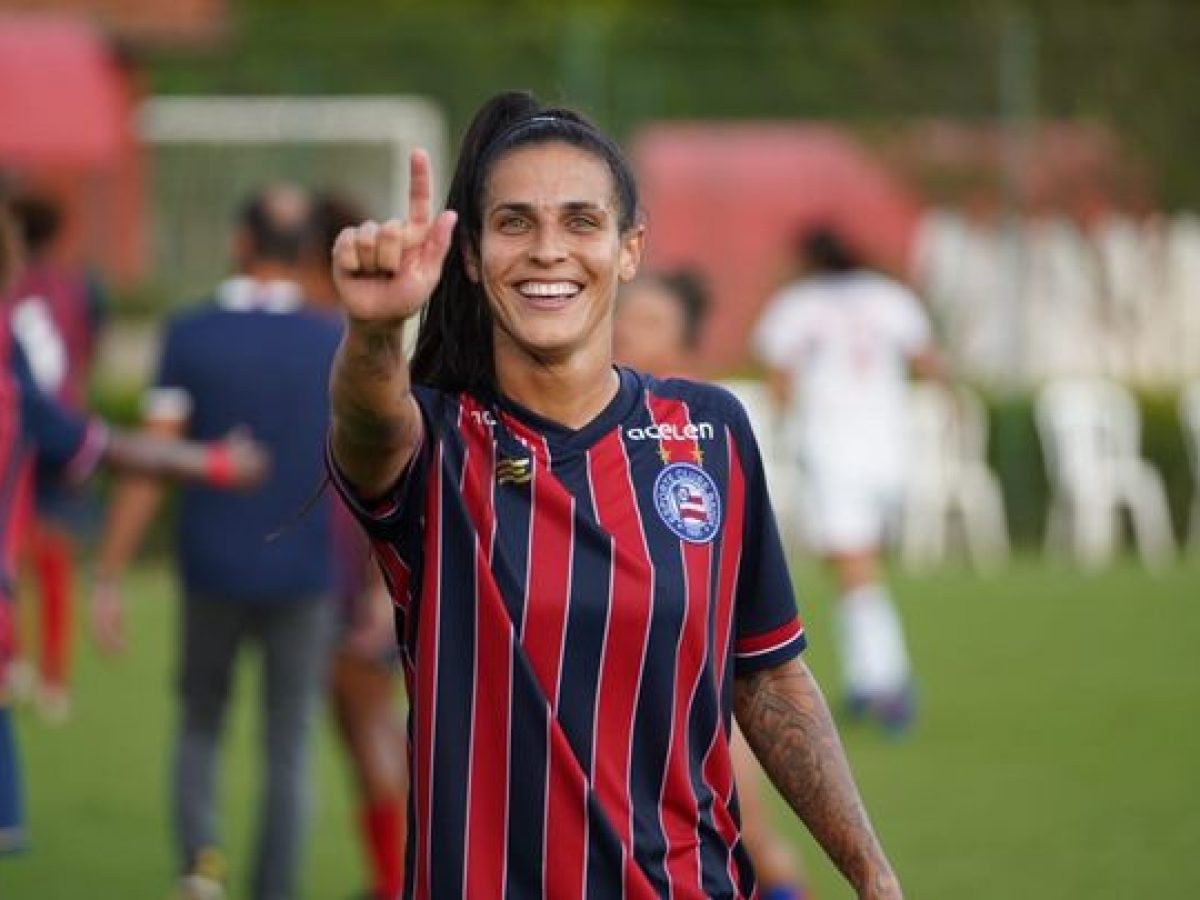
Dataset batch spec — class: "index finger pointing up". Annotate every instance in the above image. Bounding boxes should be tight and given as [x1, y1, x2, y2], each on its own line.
[408, 148, 432, 227]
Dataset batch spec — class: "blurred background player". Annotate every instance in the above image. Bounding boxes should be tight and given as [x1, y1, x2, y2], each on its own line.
[0, 198, 267, 857]
[615, 270, 810, 900]
[753, 226, 944, 733]
[3, 190, 108, 723]
[305, 190, 407, 900]
[90, 185, 343, 900]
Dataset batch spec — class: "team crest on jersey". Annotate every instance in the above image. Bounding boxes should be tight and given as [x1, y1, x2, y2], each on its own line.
[653, 463, 721, 544]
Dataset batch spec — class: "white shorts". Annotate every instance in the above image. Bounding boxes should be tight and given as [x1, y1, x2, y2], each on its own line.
[794, 458, 904, 554]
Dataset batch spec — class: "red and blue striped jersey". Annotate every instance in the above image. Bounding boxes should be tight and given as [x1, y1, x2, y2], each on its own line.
[4, 261, 105, 411]
[2, 323, 105, 612]
[329, 367, 805, 900]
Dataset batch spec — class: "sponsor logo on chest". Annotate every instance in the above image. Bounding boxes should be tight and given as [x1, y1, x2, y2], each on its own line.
[623, 421, 714, 442]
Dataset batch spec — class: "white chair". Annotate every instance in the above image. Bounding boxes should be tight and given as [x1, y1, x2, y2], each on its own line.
[1180, 382, 1200, 551]
[900, 383, 1010, 571]
[1036, 377, 1176, 571]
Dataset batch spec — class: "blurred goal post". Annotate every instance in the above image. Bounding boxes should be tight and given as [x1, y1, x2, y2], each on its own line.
[137, 95, 448, 305]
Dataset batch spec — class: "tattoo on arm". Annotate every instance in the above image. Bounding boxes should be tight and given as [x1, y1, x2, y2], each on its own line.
[356, 328, 407, 382]
[334, 389, 417, 450]
[734, 659, 901, 898]
[329, 323, 424, 496]
[333, 326, 418, 450]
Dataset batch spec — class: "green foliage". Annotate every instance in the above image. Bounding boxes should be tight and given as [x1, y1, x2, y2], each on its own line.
[108, 283, 174, 322]
[142, 0, 1200, 205]
[1141, 389, 1196, 537]
[984, 388, 1052, 543]
[87, 375, 144, 428]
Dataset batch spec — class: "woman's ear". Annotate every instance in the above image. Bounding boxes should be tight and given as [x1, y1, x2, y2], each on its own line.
[618, 224, 646, 283]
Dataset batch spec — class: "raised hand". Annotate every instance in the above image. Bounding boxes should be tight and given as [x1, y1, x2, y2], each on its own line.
[331, 149, 458, 327]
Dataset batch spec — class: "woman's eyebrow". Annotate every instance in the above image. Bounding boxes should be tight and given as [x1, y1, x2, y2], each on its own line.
[488, 200, 608, 215]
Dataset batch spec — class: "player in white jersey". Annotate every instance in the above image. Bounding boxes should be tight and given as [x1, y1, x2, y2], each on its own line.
[753, 227, 943, 732]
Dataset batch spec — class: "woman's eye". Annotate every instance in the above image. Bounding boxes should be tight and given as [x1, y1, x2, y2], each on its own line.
[568, 215, 600, 231]
[497, 216, 530, 233]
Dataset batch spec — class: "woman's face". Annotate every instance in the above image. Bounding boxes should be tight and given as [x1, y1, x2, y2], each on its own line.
[471, 142, 644, 367]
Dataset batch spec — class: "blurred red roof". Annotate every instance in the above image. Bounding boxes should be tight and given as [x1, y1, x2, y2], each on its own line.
[0, 15, 126, 168]
[632, 123, 921, 372]
[0, 0, 226, 45]
[0, 14, 146, 282]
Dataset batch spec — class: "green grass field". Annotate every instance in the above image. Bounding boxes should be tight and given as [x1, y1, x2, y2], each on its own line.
[4, 555, 1199, 899]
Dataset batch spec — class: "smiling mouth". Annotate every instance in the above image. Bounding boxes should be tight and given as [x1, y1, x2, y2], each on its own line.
[516, 280, 582, 308]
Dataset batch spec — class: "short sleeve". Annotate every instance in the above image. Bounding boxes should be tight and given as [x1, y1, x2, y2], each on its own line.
[13, 341, 107, 483]
[143, 319, 192, 423]
[724, 394, 806, 674]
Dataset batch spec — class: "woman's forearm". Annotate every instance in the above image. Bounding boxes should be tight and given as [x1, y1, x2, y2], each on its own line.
[329, 320, 423, 497]
[734, 658, 902, 900]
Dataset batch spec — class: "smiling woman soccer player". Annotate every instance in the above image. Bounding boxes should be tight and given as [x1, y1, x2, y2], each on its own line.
[326, 91, 903, 900]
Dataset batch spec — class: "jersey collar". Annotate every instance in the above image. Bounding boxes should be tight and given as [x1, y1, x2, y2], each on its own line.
[493, 366, 642, 452]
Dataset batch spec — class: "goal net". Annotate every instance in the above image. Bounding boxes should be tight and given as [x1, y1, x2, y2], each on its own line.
[138, 95, 448, 305]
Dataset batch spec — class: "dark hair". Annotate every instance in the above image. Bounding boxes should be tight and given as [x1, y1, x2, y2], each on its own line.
[308, 189, 368, 259]
[799, 225, 862, 274]
[0, 200, 21, 289]
[238, 184, 313, 266]
[410, 90, 641, 396]
[12, 192, 62, 255]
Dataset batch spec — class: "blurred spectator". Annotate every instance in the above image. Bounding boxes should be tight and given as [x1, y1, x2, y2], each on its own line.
[753, 226, 943, 733]
[3, 189, 109, 724]
[616, 270, 810, 900]
[0, 197, 267, 858]
[90, 185, 342, 900]
[306, 189, 408, 900]
[613, 270, 709, 379]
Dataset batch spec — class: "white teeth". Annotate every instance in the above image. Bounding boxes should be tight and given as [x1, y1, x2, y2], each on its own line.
[518, 281, 579, 298]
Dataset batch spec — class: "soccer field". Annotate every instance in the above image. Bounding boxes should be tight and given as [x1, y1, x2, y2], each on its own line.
[3, 555, 1199, 899]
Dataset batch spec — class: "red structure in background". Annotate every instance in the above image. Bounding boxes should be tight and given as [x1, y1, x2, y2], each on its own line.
[0, 0, 227, 45]
[0, 14, 144, 284]
[879, 119, 1155, 222]
[631, 124, 922, 374]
